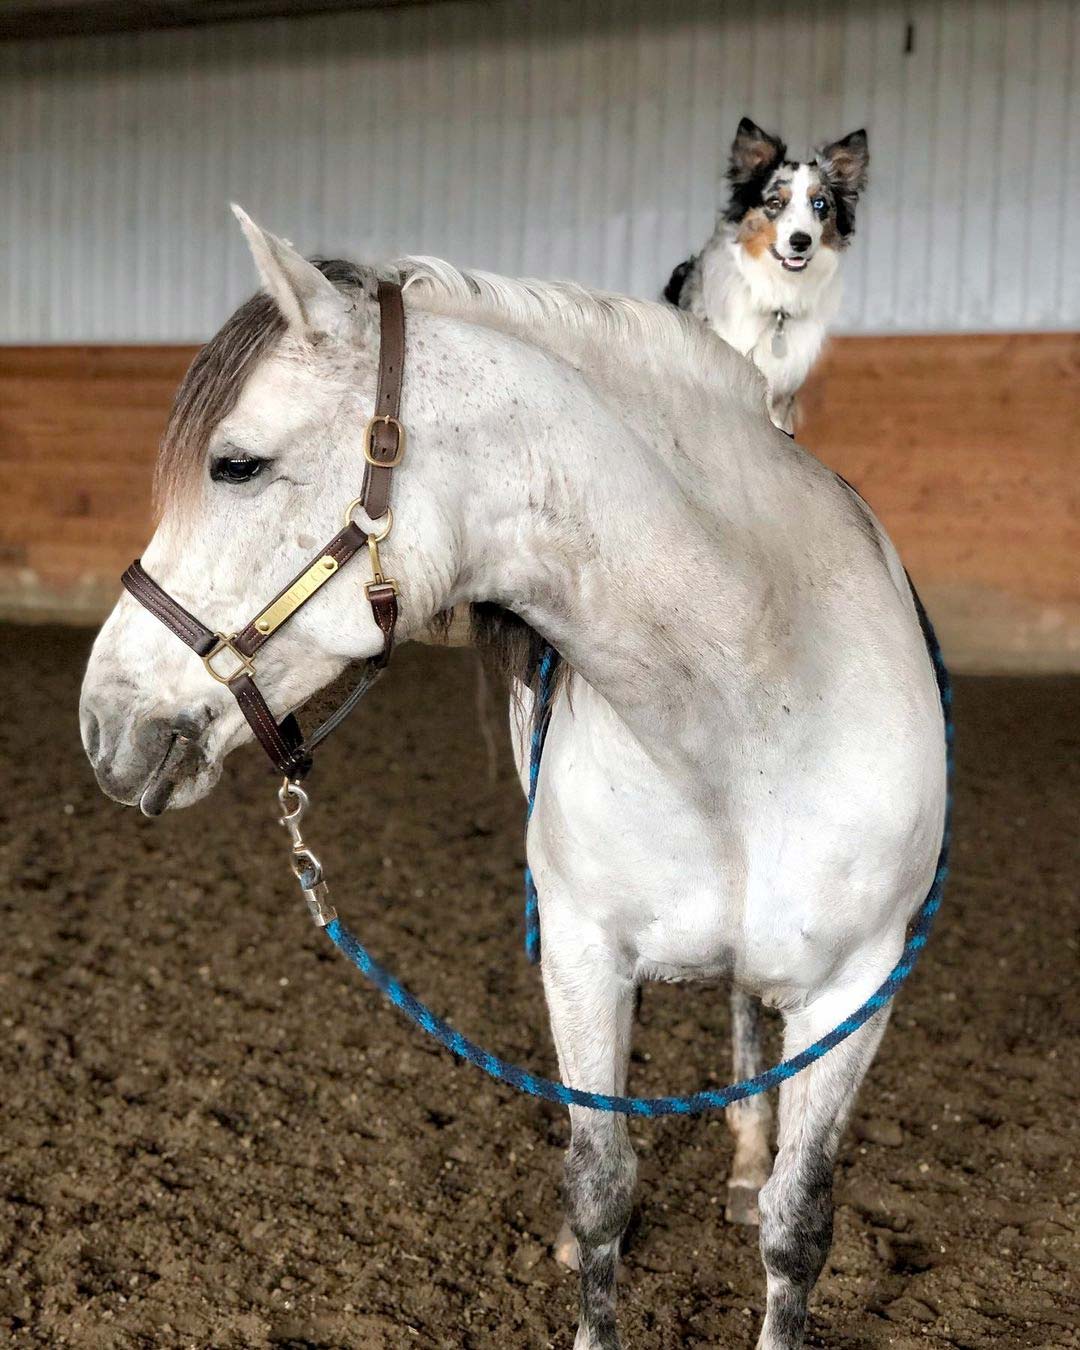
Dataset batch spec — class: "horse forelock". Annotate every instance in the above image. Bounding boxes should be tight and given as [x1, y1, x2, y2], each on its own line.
[156, 259, 377, 513]
[156, 291, 283, 512]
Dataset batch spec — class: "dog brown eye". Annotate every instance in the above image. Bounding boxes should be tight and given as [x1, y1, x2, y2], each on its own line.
[210, 455, 269, 485]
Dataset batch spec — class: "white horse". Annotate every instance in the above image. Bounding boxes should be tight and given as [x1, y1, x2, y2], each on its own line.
[80, 210, 947, 1350]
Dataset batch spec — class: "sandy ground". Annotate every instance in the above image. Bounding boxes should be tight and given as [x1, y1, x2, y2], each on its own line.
[0, 624, 1077, 1349]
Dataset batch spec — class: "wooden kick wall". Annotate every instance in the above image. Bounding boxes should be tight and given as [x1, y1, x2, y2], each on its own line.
[1, 333, 1077, 673]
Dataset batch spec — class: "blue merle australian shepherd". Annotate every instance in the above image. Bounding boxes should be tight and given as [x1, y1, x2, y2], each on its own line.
[666, 117, 869, 432]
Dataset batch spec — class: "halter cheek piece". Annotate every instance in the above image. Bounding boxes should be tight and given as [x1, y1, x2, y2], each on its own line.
[121, 279, 407, 781]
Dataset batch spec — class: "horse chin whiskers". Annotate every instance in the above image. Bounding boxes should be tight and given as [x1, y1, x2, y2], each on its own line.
[138, 726, 215, 817]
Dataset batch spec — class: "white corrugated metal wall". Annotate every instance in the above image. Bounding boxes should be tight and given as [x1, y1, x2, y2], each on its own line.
[2, 0, 1077, 341]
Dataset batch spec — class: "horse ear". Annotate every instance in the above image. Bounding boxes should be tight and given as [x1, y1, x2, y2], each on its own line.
[231, 204, 352, 341]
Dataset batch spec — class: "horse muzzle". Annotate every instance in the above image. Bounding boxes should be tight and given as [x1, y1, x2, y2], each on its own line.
[80, 698, 218, 816]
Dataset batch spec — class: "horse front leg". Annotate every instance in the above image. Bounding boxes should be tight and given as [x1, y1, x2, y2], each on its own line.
[725, 988, 773, 1224]
[542, 930, 637, 1350]
[756, 957, 896, 1349]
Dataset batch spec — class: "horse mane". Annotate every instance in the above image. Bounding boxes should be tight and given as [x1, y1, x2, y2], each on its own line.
[396, 254, 761, 405]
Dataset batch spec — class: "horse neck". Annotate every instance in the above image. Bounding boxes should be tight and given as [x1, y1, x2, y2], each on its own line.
[417, 311, 776, 745]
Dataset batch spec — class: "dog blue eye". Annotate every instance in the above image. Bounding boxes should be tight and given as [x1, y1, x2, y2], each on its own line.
[812, 197, 828, 213]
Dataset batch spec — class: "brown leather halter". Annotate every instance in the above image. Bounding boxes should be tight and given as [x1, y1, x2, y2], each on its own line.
[121, 279, 407, 781]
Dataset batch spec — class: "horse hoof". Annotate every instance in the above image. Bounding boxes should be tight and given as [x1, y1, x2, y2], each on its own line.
[725, 1181, 760, 1226]
[554, 1219, 581, 1270]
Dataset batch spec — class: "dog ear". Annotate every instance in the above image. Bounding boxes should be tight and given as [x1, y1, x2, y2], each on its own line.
[816, 130, 869, 238]
[817, 130, 869, 196]
[728, 117, 786, 184]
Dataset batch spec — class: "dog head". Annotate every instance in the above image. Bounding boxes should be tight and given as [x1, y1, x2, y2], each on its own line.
[724, 118, 869, 274]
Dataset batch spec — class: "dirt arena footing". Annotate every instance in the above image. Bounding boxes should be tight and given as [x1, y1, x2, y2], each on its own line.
[1, 625, 1076, 1348]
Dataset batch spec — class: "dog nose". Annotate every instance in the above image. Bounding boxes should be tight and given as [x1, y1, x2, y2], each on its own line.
[789, 232, 812, 254]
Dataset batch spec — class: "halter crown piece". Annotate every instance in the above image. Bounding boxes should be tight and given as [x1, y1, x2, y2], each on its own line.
[120, 278, 952, 1115]
[122, 279, 407, 781]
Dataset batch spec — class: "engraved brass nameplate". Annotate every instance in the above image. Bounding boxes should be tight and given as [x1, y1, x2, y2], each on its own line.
[253, 555, 339, 635]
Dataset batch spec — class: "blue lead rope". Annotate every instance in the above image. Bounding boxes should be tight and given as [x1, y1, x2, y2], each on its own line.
[523, 644, 558, 963]
[324, 592, 952, 1116]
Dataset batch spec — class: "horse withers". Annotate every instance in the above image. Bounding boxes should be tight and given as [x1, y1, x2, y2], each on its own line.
[80, 209, 947, 1350]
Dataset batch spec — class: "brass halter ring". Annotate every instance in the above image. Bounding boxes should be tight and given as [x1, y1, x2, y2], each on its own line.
[342, 504, 397, 594]
[202, 632, 256, 684]
[343, 501, 393, 539]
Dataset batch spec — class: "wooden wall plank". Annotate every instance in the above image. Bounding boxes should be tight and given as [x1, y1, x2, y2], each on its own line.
[799, 332, 1080, 671]
[0, 345, 190, 619]
[1, 334, 1077, 671]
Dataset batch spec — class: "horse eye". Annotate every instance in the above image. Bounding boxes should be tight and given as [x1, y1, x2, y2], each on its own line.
[210, 455, 269, 485]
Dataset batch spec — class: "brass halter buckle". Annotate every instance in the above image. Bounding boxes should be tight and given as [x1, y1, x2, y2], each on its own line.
[202, 633, 256, 684]
[364, 413, 406, 468]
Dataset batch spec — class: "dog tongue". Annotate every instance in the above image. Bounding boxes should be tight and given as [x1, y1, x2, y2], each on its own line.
[783, 257, 807, 270]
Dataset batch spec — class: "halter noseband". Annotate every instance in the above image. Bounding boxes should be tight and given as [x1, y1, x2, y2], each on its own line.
[121, 279, 407, 781]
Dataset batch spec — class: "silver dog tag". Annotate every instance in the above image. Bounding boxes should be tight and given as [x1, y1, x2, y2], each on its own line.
[771, 311, 788, 358]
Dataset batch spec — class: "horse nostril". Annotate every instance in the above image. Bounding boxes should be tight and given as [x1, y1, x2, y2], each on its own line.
[172, 709, 211, 742]
[789, 232, 812, 253]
